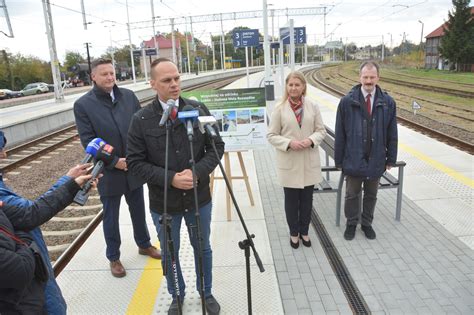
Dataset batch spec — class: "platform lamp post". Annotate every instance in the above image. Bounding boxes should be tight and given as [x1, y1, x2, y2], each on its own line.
[418, 20, 424, 47]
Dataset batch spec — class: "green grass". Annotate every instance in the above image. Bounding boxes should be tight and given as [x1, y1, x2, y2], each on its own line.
[382, 66, 474, 85]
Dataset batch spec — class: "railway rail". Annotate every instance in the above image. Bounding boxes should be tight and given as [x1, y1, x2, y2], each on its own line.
[305, 68, 474, 155]
[1, 74, 243, 276]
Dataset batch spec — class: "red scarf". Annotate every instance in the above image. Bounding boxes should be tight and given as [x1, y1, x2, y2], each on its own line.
[288, 97, 303, 126]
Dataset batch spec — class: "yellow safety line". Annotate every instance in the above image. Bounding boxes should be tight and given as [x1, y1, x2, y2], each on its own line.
[308, 91, 474, 189]
[126, 244, 163, 315]
[399, 143, 474, 188]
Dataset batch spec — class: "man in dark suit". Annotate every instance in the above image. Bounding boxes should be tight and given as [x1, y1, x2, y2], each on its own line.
[73, 58, 161, 278]
[335, 61, 398, 241]
[127, 58, 224, 315]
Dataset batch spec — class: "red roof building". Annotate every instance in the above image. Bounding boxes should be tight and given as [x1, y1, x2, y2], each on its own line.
[424, 7, 474, 70]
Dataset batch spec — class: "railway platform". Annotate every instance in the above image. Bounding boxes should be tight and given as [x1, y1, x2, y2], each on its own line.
[54, 68, 473, 314]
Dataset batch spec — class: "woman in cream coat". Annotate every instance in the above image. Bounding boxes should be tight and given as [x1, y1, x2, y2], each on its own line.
[267, 71, 326, 249]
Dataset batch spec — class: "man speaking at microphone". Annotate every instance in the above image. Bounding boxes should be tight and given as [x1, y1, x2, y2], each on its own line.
[73, 58, 161, 278]
[127, 58, 224, 315]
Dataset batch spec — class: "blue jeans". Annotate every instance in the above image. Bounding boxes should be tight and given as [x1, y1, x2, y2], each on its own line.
[151, 201, 213, 300]
[100, 186, 152, 261]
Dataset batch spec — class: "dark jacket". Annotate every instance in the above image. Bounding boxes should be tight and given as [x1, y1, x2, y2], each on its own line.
[0, 179, 80, 314]
[74, 84, 145, 196]
[127, 97, 225, 214]
[334, 84, 398, 179]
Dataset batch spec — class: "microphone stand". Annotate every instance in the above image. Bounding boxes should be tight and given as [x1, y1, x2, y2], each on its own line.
[186, 127, 206, 315]
[206, 126, 265, 315]
[162, 119, 182, 314]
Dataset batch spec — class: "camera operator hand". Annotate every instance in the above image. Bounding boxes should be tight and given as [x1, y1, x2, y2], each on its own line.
[66, 163, 92, 178]
[74, 173, 101, 188]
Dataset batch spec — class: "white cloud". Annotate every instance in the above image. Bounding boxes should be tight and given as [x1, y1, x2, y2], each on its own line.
[0, 0, 454, 62]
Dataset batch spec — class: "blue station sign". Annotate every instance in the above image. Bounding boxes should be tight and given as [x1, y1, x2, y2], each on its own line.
[233, 29, 260, 48]
[279, 27, 306, 45]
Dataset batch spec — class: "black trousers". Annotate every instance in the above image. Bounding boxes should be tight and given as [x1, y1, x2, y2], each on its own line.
[283, 185, 314, 237]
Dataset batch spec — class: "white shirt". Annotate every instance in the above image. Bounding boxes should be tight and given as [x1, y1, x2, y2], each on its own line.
[109, 90, 115, 102]
[159, 98, 179, 111]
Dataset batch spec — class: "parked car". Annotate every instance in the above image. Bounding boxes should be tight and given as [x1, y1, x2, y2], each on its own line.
[0, 89, 23, 100]
[20, 82, 50, 96]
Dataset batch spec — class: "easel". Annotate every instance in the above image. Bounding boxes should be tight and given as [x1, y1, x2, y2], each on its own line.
[210, 151, 254, 221]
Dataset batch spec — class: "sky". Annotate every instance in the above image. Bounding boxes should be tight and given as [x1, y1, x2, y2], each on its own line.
[0, 0, 455, 62]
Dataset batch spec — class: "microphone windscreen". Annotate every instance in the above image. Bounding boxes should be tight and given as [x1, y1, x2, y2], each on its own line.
[85, 138, 105, 156]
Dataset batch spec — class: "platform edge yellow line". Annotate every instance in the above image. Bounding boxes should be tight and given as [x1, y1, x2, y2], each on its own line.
[126, 248, 163, 315]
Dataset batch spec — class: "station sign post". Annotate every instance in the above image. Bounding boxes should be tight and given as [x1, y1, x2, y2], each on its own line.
[232, 29, 260, 88]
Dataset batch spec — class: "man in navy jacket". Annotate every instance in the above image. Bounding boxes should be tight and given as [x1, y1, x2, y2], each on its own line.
[74, 58, 161, 278]
[335, 61, 398, 241]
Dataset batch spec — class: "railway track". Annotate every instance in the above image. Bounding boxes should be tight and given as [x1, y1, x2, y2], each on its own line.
[305, 68, 474, 155]
[2, 74, 245, 276]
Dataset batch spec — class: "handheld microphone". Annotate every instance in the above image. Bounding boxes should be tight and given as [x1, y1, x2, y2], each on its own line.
[197, 116, 218, 138]
[159, 99, 177, 126]
[74, 143, 115, 205]
[81, 138, 105, 163]
[178, 105, 199, 140]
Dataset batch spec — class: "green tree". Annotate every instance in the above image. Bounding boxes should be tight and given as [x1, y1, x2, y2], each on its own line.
[63, 51, 86, 79]
[440, 0, 474, 71]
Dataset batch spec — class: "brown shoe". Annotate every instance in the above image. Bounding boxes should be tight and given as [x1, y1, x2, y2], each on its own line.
[110, 260, 126, 278]
[138, 246, 162, 259]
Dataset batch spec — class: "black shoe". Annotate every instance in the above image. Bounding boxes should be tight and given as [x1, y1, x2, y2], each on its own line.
[290, 237, 299, 249]
[299, 235, 311, 247]
[344, 225, 356, 240]
[205, 295, 221, 315]
[168, 299, 183, 315]
[361, 225, 376, 239]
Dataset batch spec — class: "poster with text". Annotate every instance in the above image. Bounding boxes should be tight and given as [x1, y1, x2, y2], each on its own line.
[182, 88, 267, 151]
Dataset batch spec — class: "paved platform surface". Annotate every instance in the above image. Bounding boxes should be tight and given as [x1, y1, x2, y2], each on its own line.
[56, 66, 473, 314]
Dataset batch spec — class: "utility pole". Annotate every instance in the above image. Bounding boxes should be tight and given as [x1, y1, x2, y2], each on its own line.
[125, 0, 136, 84]
[171, 18, 177, 64]
[150, 0, 160, 58]
[85, 43, 92, 77]
[263, 0, 274, 100]
[418, 20, 424, 46]
[1, 0, 14, 37]
[210, 33, 216, 70]
[381, 35, 384, 61]
[41, 0, 64, 101]
[80, 0, 88, 30]
[1, 49, 13, 89]
[220, 14, 225, 70]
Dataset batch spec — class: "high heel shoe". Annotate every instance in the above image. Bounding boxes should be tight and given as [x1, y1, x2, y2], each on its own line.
[290, 237, 299, 249]
[300, 235, 311, 247]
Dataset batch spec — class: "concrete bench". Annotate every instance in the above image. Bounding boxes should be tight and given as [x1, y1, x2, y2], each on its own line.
[314, 127, 406, 226]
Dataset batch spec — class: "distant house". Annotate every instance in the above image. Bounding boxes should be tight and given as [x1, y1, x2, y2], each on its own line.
[140, 34, 182, 74]
[424, 7, 474, 71]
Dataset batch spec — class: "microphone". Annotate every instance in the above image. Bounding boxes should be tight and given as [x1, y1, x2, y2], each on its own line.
[197, 116, 218, 138]
[73, 143, 115, 205]
[81, 138, 105, 163]
[159, 99, 177, 126]
[177, 104, 199, 140]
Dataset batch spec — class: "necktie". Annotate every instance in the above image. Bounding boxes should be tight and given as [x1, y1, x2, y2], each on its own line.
[366, 93, 371, 116]
[170, 105, 178, 121]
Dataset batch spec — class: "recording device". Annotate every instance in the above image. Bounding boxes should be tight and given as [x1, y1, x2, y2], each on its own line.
[198, 116, 218, 138]
[159, 99, 178, 126]
[81, 138, 105, 163]
[73, 143, 115, 206]
[177, 105, 199, 140]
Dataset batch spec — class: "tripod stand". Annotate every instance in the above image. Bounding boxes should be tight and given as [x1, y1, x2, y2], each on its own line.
[207, 129, 265, 315]
[162, 119, 182, 314]
[186, 129, 207, 315]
